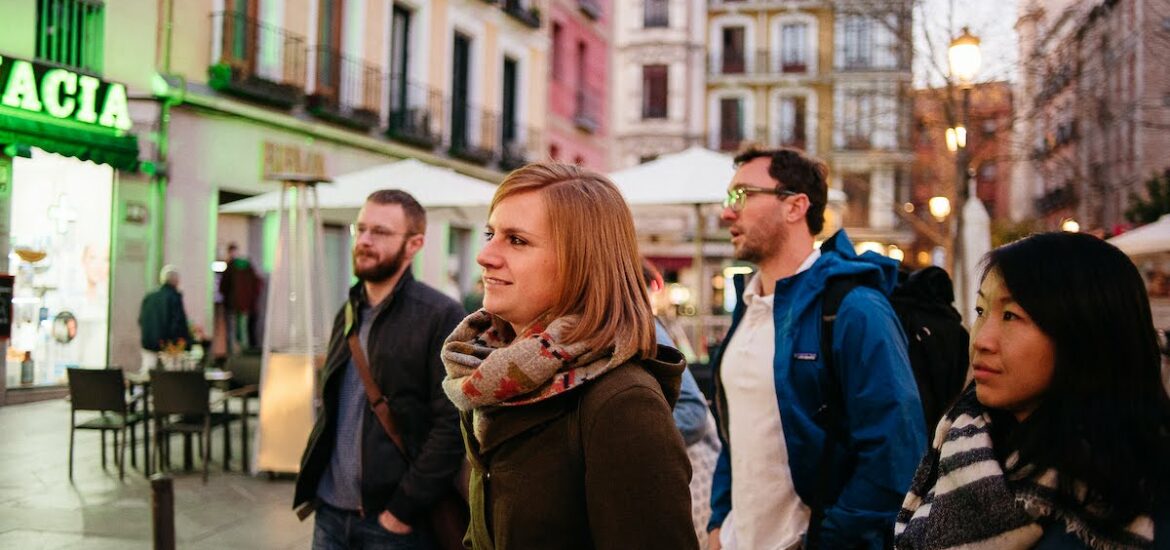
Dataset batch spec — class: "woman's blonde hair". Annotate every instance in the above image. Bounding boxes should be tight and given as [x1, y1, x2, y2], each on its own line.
[491, 162, 656, 359]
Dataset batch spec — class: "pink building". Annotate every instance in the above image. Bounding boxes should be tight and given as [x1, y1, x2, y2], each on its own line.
[546, 0, 611, 170]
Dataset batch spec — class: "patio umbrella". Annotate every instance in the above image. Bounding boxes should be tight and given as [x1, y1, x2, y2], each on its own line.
[608, 146, 845, 358]
[1108, 214, 1170, 257]
[219, 158, 498, 222]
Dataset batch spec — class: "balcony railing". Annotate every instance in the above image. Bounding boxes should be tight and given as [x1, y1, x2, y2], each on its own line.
[708, 50, 811, 76]
[499, 126, 542, 171]
[503, 0, 542, 29]
[387, 76, 445, 150]
[574, 87, 601, 133]
[448, 102, 500, 166]
[307, 46, 382, 130]
[209, 12, 306, 109]
[578, 0, 602, 20]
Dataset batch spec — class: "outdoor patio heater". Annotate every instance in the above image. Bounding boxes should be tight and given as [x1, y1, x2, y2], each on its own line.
[254, 173, 331, 475]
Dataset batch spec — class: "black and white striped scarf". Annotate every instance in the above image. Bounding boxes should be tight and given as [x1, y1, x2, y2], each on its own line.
[894, 385, 1156, 550]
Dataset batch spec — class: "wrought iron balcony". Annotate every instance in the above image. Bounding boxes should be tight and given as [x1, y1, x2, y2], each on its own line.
[448, 102, 499, 166]
[574, 87, 600, 134]
[578, 0, 602, 20]
[386, 76, 444, 150]
[503, 0, 542, 29]
[707, 50, 811, 76]
[209, 12, 306, 109]
[499, 127, 541, 171]
[307, 46, 382, 130]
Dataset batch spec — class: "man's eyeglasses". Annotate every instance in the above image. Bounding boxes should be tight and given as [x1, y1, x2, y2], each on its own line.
[723, 186, 799, 212]
[349, 224, 410, 240]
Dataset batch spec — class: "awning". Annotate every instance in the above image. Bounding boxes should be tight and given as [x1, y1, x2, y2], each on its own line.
[0, 112, 140, 171]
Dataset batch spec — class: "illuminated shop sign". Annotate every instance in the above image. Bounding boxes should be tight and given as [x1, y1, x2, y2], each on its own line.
[0, 55, 132, 132]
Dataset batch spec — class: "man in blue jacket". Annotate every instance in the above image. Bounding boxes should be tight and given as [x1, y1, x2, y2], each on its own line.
[707, 147, 926, 550]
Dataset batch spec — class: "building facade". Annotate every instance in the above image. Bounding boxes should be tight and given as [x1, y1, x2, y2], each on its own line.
[909, 82, 1014, 268]
[545, 0, 611, 169]
[611, 0, 707, 168]
[0, 0, 156, 403]
[158, 0, 547, 370]
[1015, 0, 1170, 233]
[0, 0, 550, 402]
[706, 0, 915, 249]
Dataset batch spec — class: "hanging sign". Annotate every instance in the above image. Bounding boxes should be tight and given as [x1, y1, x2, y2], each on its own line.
[0, 55, 133, 132]
[262, 142, 327, 181]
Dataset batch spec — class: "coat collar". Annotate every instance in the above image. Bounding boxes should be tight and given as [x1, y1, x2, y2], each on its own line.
[344, 269, 415, 335]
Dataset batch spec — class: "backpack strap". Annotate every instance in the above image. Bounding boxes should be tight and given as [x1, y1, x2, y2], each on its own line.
[806, 276, 860, 549]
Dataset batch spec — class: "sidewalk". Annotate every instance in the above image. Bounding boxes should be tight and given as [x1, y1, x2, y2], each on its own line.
[0, 399, 313, 549]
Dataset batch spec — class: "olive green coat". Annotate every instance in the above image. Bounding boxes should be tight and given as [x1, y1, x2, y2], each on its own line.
[461, 346, 699, 550]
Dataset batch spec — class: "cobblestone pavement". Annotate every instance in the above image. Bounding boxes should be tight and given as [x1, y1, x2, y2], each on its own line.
[0, 399, 313, 549]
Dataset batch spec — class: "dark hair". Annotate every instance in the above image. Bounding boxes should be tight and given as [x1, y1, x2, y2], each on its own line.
[733, 146, 829, 235]
[366, 189, 426, 235]
[982, 232, 1170, 519]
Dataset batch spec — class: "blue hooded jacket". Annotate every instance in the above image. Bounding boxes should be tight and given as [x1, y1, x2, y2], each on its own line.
[708, 230, 927, 549]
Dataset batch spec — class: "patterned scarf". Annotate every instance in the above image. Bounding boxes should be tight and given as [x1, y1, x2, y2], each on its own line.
[441, 310, 636, 443]
[895, 385, 1156, 550]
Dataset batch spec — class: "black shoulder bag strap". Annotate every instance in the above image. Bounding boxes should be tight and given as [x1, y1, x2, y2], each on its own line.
[806, 277, 859, 549]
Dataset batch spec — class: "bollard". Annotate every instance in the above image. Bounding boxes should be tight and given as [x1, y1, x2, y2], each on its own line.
[151, 474, 175, 550]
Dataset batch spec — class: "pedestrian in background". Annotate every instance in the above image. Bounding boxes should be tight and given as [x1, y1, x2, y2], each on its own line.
[442, 163, 698, 549]
[138, 265, 191, 371]
[896, 232, 1170, 549]
[644, 259, 722, 549]
[709, 147, 925, 550]
[219, 243, 261, 353]
[294, 190, 467, 549]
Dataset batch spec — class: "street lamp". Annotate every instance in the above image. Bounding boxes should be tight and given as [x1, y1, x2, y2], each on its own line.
[949, 26, 980, 321]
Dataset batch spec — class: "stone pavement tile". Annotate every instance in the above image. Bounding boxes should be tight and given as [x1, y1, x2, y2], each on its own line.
[1, 399, 313, 548]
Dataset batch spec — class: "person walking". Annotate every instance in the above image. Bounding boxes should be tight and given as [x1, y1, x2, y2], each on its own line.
[294, 190, 467, 549]
[708, 147, 926, 550]
[138, 265, 191, 371]
[219, 243, 261, 352]
[441, 163, 698, 549]
[895, 232, 1170, 549]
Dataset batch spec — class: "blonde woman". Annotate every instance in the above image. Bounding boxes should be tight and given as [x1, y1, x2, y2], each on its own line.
[441, 163, 698, 549]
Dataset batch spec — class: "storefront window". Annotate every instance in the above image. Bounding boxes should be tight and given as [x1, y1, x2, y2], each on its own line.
[5, 149, 112, 387]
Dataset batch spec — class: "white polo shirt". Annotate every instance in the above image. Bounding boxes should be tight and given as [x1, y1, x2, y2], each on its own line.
[720, 250, 818, 549]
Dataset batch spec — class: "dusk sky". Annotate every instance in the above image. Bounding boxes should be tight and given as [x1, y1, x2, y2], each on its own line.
[915, 0, 1021, 87]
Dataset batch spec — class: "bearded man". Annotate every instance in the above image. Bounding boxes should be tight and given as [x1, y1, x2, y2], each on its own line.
[295, 189, 466, 549]
[707, 148, 925, 550]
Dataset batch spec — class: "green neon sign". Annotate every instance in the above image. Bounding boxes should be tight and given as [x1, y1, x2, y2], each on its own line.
[0, 55, 132, 132]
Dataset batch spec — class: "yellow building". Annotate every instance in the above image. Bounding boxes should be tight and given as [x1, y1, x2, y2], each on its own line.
[706, 0, 914, 248]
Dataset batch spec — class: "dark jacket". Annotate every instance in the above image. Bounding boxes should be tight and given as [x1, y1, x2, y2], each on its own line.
[294, 271, 466, 524]
[138, 283, 190, 351]
[463, 345, 699, 550]
[709, 230, 926, 549]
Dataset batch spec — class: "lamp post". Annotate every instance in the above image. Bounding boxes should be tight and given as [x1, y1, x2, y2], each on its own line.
[948, 26, 981, 321]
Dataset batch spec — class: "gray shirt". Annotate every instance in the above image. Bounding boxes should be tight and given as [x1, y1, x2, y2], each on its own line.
[317, 291, 390, 511]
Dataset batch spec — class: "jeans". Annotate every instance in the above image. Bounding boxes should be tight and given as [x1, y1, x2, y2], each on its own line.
[312, 502, 433, 550]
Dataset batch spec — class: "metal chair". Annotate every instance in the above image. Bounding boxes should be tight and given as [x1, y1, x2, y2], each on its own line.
[223, 351, 261, 472]
[66, 367, 144, 480]
[149, 370, 235, 483]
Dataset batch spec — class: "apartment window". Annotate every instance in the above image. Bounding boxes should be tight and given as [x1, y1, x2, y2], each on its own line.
[644, 0, 669, 28]
[642, 65, 668, 119]
[317, 0, 344, 96]
[552, 23, 564, 78]
[549, 143, 559, 159]
[502, 57, 519, 146]
[36, 0, 105, 74]
[781, 23, 808, 72]
[841, 15, 872, 69]
[778, 96, 807, 150]
[719, 98, 744, 151]
[389, 4, 412, 113]
[841, 173, 870, 226]
[842, 90, 875, 149]
[721, 27, 746, 74]
[451, 32, 472, 149]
